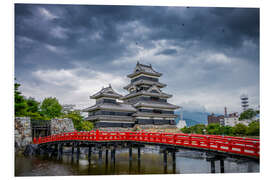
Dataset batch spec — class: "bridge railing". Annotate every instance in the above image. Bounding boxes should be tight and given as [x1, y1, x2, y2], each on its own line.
[33, 130, 259, 157]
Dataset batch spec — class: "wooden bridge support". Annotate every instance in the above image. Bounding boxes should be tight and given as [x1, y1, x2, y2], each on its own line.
[105, 148, 109, 173]
[98, 148, 103, 164]
[207, 154, 226, 173]
[53, 144, 57, 157]
[137, 146, 141, 160]
[163, 150, 168, 174]
[105, 149, 108, 164]
[220, 159, 225, 173]
[172, 151, 176, 174]
[129, 146, 133, 161]
[210, 160, 215, 173]
[76, 145, 80, 162]
[88, 146, 92, 162]
[71, 143, 74, 157]
[110, 146, 116, 170]
[57, 144, 63, 160]
[111, 146, 116, 164]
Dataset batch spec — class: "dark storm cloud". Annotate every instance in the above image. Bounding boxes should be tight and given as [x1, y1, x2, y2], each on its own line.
[15, 4, 259, 113]
[15, 5, 259, 70]
[155, 48, 178, 56]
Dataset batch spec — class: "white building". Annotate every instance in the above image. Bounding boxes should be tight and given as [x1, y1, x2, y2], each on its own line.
[224, 112, 258, 127]
[177, 120, 187, 129]
[224, 116, 239, 126]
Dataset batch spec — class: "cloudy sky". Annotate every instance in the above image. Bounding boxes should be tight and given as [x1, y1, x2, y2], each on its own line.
[15, 4, 259, 114]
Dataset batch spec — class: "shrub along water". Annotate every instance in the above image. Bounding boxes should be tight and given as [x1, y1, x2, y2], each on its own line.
[180, 122, 259, 137]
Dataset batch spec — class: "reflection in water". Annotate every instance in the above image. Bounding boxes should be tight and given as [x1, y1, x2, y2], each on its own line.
[15, 145, 259, 176]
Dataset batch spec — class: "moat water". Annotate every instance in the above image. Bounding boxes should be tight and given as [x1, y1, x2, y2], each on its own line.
[15, 145, 259, 176]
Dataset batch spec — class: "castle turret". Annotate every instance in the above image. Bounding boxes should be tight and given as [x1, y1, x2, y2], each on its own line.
[83, 85, 137, 128]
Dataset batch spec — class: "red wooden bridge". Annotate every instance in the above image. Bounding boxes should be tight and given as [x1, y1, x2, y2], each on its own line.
[33, 130, 259, 158]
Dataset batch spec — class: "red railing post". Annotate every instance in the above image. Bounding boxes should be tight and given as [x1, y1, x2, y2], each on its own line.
[205, 136, 209, 148]
[228, 138, 232, 152]
[126, 132, 130, 141]
[188, 134, 192, 146]
[96, 129, 99, 141]
[172, 134, 176, 144]
[254, 142, 259, 156]
[33, 137, 37, 144]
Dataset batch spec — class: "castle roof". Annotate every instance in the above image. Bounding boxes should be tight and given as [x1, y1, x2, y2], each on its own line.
[132, 112, 177, 118]
[127, 62, 162, 78]
[123, 79, 166, 90]
[85, 115, 134, 122]
[83, 102, 137, 112]
[90, 85, 122, 99]
[133, 100, 180, 109]
[121, 90, 172, 100]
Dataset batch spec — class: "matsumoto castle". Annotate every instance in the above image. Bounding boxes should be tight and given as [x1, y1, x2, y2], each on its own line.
[83, 62, 180, 128]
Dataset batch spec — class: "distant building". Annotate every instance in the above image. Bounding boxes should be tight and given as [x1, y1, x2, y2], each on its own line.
[62, 104, 76, 114]
[207, 113, 224, 125]
[240, 94, 249, 111]
[176, 107, 186, 128]
[177, 120, 187, 129]
[83, 62, 180, 128]
[224, 112, 239, 126]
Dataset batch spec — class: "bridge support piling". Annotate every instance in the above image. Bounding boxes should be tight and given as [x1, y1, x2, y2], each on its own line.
[76, 145, 80, 162]
[60, 144, 63, 156]
[105, 148, 109, 173]
[172, 151, 176, 174]
[71, 143, 74, 157]
[110, 146, 116, 169]
[105, 149, 108, 164]
[88, 146, 92, 162]
[129, 146, 132, 161]
[98, 148, 103, 164]
[53, 144, 58, 157]
[220, 159, 224, 173]
[137, 146, 141, 160]
[111, 146, 116, 162]
[111, 148, 114, 161]
[210, 160, 215, 173]
[163, 150, 168, 174]
[57, 144, 61, 160]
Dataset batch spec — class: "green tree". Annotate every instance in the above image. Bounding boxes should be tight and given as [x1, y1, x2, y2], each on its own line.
[191, 124, 206, 134]
[26, 97, 40, 113]
[181, 126, 191, 133]
[221, 126, 234, 136]
[63, 110, 93, 131]
[233, 123, 248, 135]
[206, 123, 221, 135]
[15, 82, 27, 116]
[247, 121, 260, 136]
[63, 110, 83, 130]
[81, 121, 94, 131]
[40, 97, 62, 119]
[239, 109, 257, 120]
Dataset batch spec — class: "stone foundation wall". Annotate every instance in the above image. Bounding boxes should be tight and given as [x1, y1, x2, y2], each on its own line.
[97, 127, 134, 132]
[133, 124, 181, 133]
[51, 118, 75, 135]
[15, 117, 32, 150]
[97, 124, 181, 133]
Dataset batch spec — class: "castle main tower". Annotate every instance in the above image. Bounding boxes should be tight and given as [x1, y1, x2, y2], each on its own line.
[122, 62, 180, 125]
